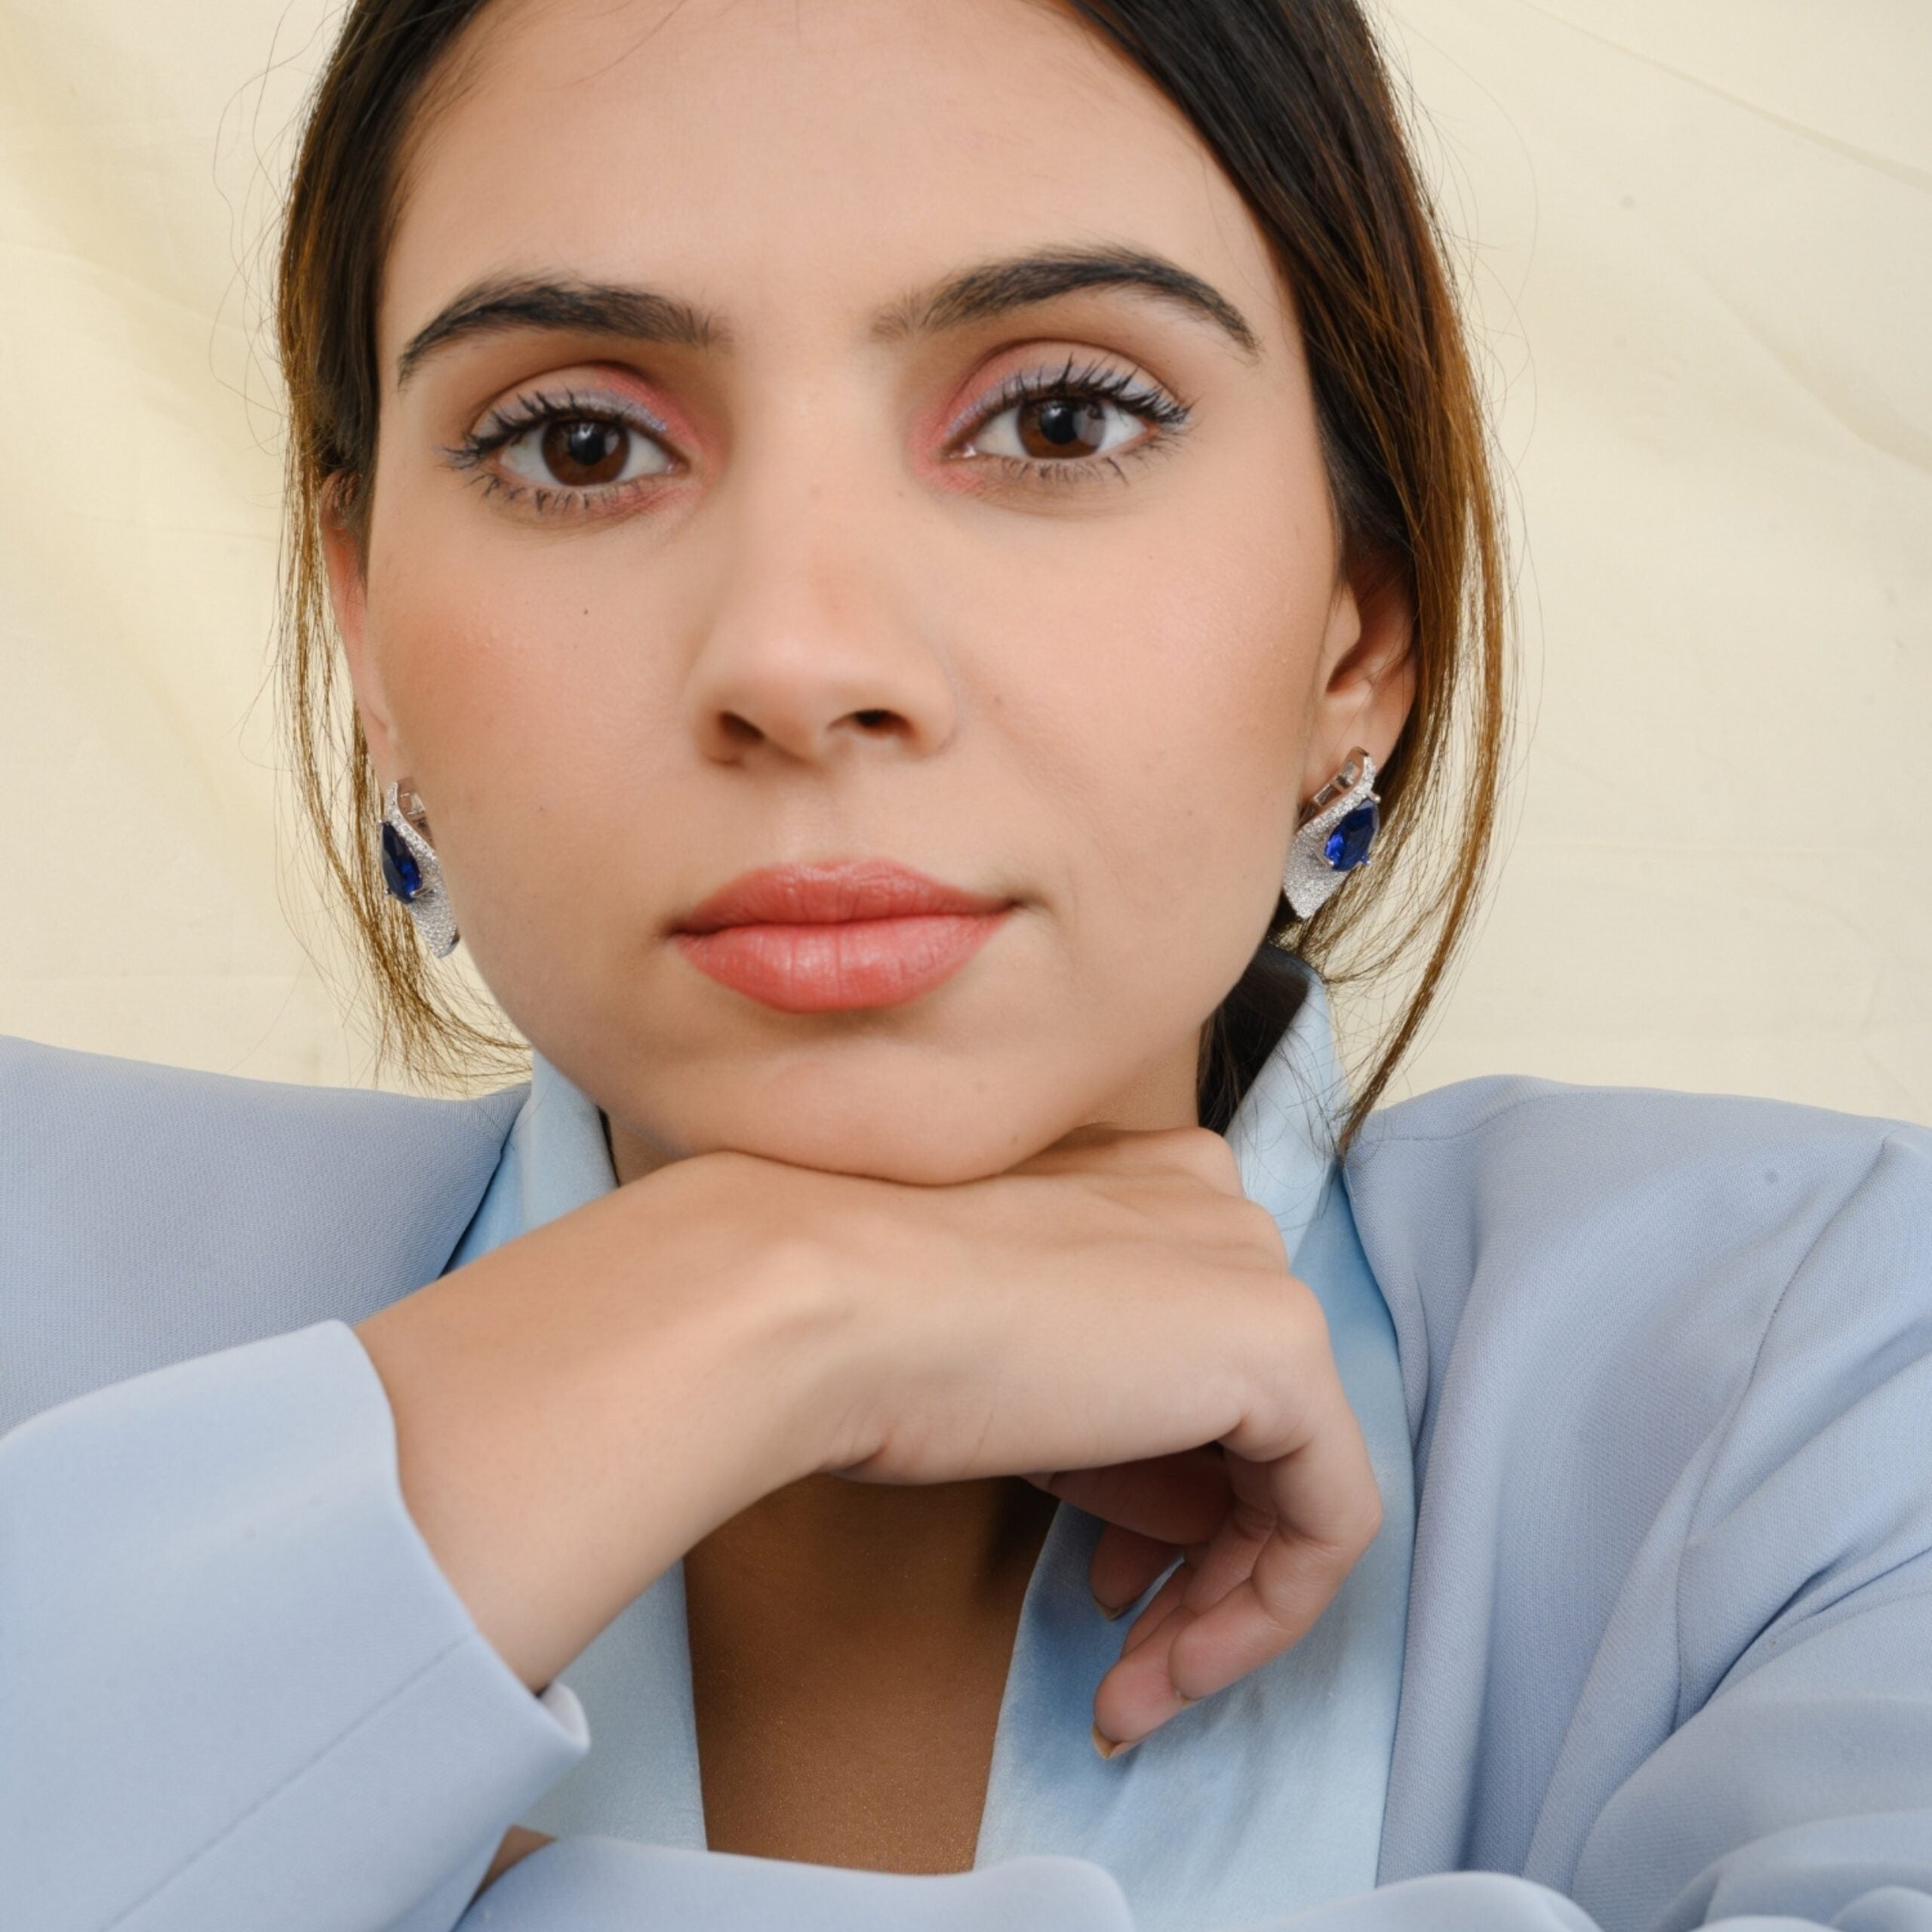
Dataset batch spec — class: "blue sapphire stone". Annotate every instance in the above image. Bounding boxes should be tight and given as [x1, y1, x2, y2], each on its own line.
[380, 823, 423, 903]
[1324, 801, 1379, 872]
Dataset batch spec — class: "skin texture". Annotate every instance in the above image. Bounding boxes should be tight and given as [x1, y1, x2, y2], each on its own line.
[331, 0, 1414, 1884]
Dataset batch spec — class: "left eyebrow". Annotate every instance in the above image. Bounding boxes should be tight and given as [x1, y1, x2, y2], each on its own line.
[873, 243, 1263, 361]
[393, 242, 1263, 389]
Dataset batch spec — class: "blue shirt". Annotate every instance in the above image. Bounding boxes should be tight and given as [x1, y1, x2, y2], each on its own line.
[1, 985, 1927, 1932]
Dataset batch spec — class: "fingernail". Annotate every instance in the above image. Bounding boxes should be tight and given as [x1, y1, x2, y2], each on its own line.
[1091, 1722, 1138, 1760]
[1093, 1591, 1129, 1622]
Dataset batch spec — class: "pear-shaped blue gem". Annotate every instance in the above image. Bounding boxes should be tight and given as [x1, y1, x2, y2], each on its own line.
[1324, 801, 1379, 872]
[380, 823, 424, 903]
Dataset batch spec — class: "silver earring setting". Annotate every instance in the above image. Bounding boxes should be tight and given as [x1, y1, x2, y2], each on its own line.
[379, 782, 460, 957]
[1283, 748, 1381, 920]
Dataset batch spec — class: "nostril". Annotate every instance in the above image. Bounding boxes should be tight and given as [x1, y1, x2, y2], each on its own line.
[852, 709, 898, 732]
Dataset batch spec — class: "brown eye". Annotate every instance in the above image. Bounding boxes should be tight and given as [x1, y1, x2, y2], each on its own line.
[965, 380, 1159, 470]
[494, 407, 673, 494]
[542, 418, 629, 485]
[1014, 396, 1112, 460]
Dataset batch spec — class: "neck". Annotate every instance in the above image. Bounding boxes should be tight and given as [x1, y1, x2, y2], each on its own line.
[680, 1466, 1060, 1868]
[686, 1471, 1059, 1631]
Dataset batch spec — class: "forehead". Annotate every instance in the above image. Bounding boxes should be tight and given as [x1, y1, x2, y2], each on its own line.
[383, 0, 1290, 364]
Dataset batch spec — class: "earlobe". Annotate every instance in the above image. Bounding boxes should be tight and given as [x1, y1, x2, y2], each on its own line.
[318, 482, 399, 776]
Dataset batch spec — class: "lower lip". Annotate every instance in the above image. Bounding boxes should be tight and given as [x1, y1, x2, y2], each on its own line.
[675, 911, 1010, 1013]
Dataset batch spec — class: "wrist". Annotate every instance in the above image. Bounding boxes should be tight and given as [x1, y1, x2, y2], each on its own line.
[649, 1151, 919, 1484]
[638, 1152, 881, 1485]
[355, 1155, 876, 1690]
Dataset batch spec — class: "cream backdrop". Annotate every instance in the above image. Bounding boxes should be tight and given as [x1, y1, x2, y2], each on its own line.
[1, 1, 1927, 1118]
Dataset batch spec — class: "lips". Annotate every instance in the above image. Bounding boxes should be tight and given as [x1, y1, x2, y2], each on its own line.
[671, 860, 1014, 1013]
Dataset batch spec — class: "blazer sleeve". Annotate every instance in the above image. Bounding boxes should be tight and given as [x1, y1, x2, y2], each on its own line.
[0, 1318, 589, 1932]
[460, 1838, 1144, 1930]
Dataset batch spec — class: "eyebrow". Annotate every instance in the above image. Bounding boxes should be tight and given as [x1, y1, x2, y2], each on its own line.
[394, 243, 1262, 387]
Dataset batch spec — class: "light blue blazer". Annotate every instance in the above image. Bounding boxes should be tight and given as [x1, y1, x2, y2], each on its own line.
[2, 986, 1929, 1932]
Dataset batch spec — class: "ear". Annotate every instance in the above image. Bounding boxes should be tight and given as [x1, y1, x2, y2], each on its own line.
[319, 482, 402, 781]
[1301, 550, 1417, 801]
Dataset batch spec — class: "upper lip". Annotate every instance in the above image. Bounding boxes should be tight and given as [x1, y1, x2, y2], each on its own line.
[673, 860, 1011, 934]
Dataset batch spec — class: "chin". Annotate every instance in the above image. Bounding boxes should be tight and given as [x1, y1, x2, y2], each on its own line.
[716, 1133, 995, 1186]
[712, 1098, 1061, 1186]
[628, 1055, 1084, 1187]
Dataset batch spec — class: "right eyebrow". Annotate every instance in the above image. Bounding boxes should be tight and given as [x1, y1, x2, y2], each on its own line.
[396, 278, 727, 388]
[394, 244, 1263, 389]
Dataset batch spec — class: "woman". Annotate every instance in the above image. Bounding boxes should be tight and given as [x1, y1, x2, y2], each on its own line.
[2, 1, 1926, 1928]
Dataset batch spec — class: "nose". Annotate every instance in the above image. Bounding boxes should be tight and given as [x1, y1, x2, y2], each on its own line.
[681, 469, 958, 770]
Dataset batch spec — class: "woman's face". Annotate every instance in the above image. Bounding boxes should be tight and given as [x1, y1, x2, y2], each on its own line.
[330, 0, 1412, 1183]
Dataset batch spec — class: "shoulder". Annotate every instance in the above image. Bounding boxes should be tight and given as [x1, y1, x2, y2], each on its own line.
[1364, 1084, 1932, 1892]
[1355, 1066, 1916, 1160]
[0, 1034, 528, 1429]
[1343, 1075, 1930, 1451]
[0, 1028, 525, 1137]
[1347, 1072, 1923, 1262]
[0, 1030, 527, 1196]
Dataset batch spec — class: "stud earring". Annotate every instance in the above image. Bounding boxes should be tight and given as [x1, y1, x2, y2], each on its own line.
[1282, 748, 1381, 920]
[379, 781, 460, 958]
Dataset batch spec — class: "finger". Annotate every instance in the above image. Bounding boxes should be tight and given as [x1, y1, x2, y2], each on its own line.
[1090, 1522, 1180, 1617]
[1220, 1307, 1380, 1567]
[1094, 1595, 1201, 1750]
[1162, 1463, 1275, 1614]
[1094, 1508, 1336, 1751]
[1118, 1558, 1192, 1656]
[1032, 1447, 1229, 1546]
[1167, 1440, 1382, 1705]
[1096, 1366, 1384, 1748]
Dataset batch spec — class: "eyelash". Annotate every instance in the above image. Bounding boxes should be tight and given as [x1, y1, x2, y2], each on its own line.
[441, 355, 1194, 518]
[960, 353, 1193, 491]
[442, 386, 671, 518]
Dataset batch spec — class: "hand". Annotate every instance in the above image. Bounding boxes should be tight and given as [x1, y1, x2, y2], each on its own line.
[742, 1125, 1385, 1752]
[361, 1124, 1380, 1756]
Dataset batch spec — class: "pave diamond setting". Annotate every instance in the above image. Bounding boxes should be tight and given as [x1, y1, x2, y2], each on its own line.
[1282, 749, 1381, 921]
[380, 783, 461, 958]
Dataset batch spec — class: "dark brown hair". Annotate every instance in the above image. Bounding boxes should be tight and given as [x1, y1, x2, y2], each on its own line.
[276, 0, 1509, 1141]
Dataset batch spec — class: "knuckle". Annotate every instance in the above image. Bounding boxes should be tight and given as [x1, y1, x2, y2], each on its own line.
[1275, 1274, 1332, 1345]
[1233, 1197, 1290, 1262]
[1147, 1126, 1242, 1192]
[1241, 1272, 1322, 1361]
[1355, 1491, 1387, 1552]
[1193, 1131, 1246, 1192]
[1337, 1469, 1382, 1547]
[1323, 1487, 1386, 1565]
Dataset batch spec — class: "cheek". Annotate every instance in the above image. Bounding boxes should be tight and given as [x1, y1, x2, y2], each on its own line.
[355, 524, 689, 1040]
[989, 505, 1330, 965]
[363, 498, 669, 833]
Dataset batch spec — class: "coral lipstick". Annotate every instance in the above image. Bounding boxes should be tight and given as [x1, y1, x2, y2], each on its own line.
[671, 860, 1014, 1013]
